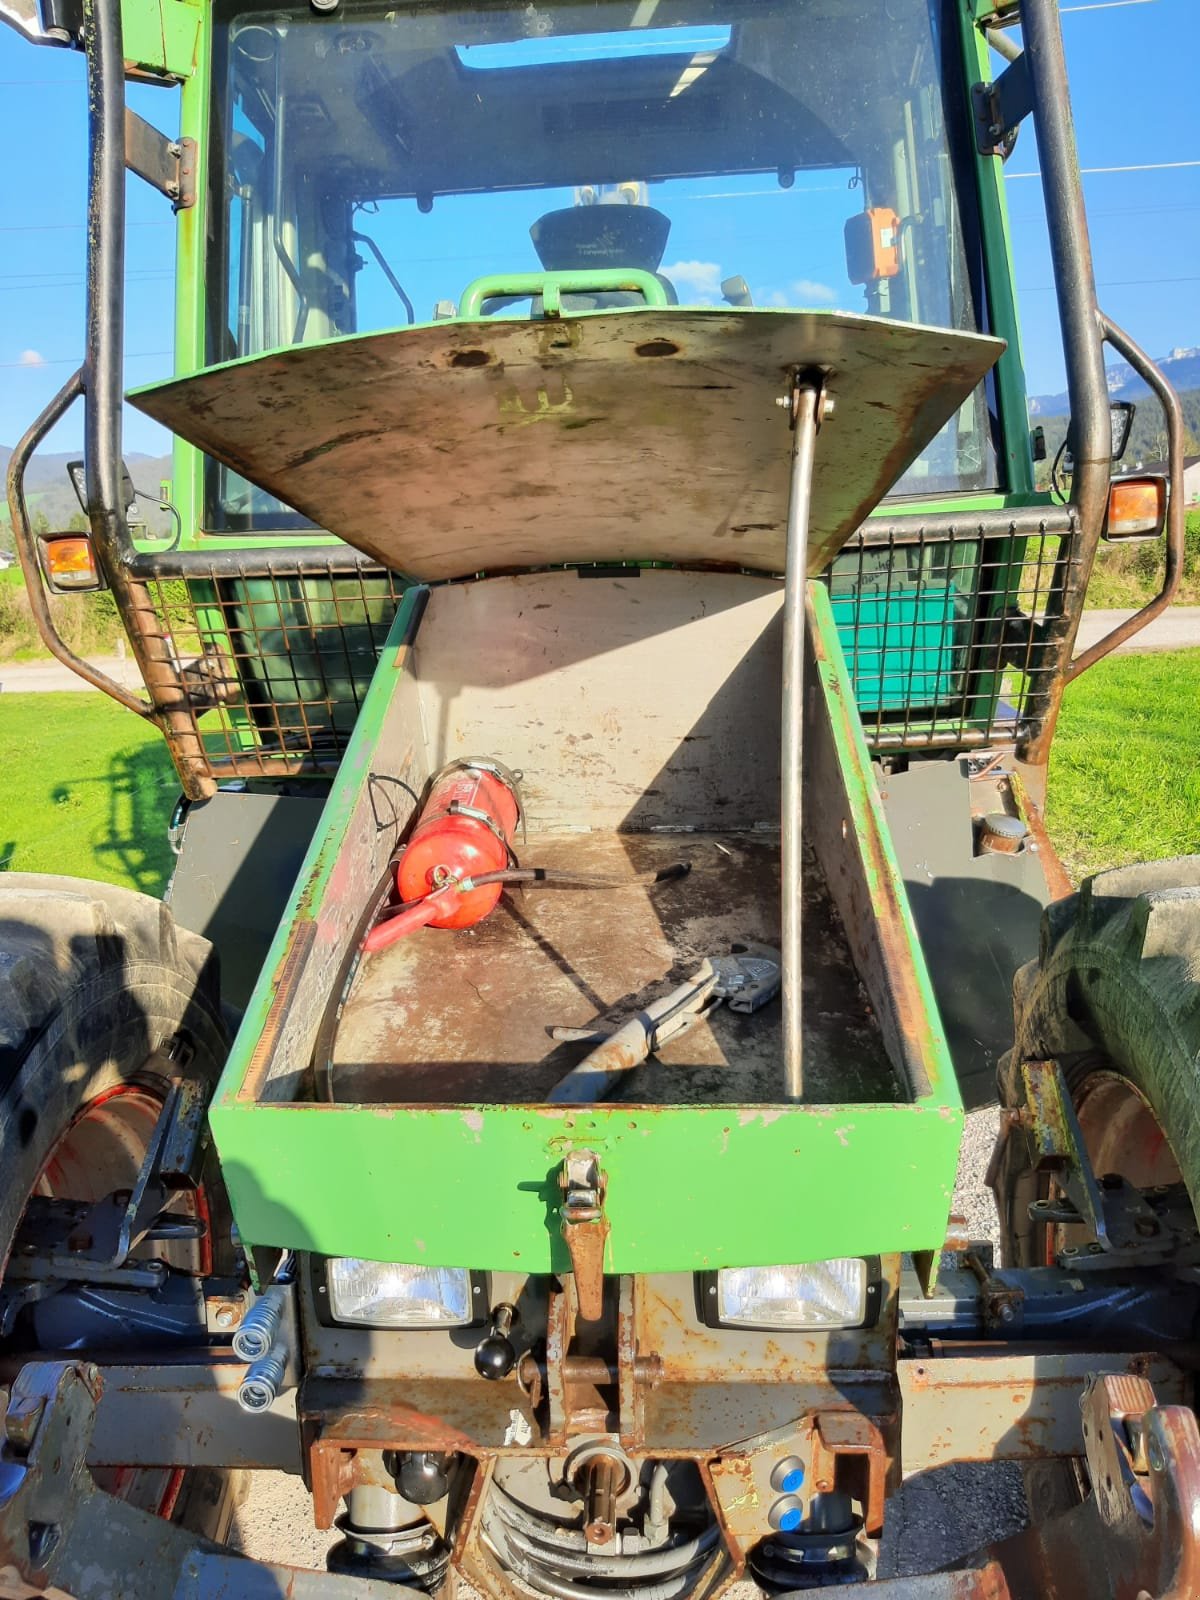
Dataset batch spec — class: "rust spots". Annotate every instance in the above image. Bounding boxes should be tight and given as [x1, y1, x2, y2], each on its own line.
[450, 348, 493, 368]
[634, 338, 679, 358]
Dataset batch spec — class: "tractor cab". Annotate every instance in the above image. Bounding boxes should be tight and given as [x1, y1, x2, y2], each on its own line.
[0, 0, 1192, 1596]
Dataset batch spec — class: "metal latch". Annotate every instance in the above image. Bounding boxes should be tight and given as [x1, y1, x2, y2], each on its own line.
[559, 1149, 609, 1323]
[124, 107, 197, 210]
[972, 51, 1031, 159]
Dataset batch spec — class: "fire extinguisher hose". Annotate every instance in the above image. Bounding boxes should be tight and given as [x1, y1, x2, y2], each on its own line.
[362, 860, 690, 955]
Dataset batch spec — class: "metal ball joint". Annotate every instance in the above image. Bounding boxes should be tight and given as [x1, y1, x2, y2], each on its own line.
[395, 1451, 451, 1505]
[474, 1302, 519, 1379]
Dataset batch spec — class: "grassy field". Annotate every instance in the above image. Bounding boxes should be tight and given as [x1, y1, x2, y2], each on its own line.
[1044, 648, 1200, 879]
[0, 692, 178, 895]
[1, 650, 1197, 897]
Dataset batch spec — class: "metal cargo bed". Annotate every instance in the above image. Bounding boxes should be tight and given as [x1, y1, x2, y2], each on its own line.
[208, 569, 962, 1276]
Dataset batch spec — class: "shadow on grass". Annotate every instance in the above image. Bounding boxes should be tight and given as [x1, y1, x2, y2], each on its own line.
[2, 741, 179, 897]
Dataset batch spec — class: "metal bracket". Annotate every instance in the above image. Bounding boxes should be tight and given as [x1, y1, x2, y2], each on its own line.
[1020, 1059, 1109, 1242]
[6, 1078, 208, 1289]
[124, 107, 196, 210]
[558, 1149, 609, 1323]
[1017, 1060, 1196, 1268]
[972, 51, 1032, 158]
[0, 1361, 397, 1597]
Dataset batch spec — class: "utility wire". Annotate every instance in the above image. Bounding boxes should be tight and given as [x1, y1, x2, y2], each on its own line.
[1007, 159, 1200, 179]
[0, 220, 173, 235]
[0, 350, 170, 369]
[1023, 274, 1200, 291]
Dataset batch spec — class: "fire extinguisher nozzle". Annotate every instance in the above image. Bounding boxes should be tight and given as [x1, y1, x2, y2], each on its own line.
[362, 887, 454, 953]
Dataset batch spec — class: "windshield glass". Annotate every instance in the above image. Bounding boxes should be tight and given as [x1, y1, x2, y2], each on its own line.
[205, 0, 999, 532]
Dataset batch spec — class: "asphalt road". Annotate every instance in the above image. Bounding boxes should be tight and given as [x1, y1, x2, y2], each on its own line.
[2, 608, 1198, 694]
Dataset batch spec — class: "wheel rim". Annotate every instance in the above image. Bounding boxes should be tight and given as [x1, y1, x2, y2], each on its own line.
[31, 1081, 210, 1275]
[13, 1080, 210, 1516]
[1074, 1070, 1182, 1191]
[1045, 1065, 1184, 1264]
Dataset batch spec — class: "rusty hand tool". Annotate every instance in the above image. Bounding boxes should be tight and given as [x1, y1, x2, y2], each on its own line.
[546, 944, 781, 1104]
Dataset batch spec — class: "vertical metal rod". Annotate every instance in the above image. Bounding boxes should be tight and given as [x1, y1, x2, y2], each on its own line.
[781, 375, 823, 1103]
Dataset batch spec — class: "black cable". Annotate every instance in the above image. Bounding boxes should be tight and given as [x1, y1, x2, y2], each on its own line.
[134, 487, 182, 551]
[466, 862, 690, 891]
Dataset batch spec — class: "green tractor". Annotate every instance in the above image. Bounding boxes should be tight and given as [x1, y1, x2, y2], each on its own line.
[0, 0, 1195, 1593]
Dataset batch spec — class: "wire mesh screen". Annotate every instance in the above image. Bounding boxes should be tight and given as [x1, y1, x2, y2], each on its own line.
[139, 519, 1078, 779]
[818, 519, 1081, 750]
[142, 560, 404, 777]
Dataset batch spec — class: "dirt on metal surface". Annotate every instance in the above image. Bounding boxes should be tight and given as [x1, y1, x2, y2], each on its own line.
[129, 310, 1002, 586]
[329, 832, 898, 1108]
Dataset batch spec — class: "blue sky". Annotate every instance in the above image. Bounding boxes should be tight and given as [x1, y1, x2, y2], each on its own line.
[0, 0, 1195, 457]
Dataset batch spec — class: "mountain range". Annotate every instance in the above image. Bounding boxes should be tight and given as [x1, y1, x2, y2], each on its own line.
[1028, 346, 1200, 418]
[0, 447, 174, 540]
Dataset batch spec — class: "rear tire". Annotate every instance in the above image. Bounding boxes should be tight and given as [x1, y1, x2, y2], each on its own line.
[0, 873, 246, 1541]
[994, 858, 1200, 1267]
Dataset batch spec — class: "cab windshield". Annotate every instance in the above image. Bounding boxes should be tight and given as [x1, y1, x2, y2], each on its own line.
[206, 0, 999, 530]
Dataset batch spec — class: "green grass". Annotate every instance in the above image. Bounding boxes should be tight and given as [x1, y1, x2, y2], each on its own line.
[1047, 649, 1200, 881]
[0, 692, 178, 895]
[0, 651, 1196, 903]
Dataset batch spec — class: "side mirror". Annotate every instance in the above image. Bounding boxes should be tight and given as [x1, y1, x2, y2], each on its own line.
[1109, 400, 1135, 461]
[67, 457, 138, 518]
[1061, 400, 1138, 475]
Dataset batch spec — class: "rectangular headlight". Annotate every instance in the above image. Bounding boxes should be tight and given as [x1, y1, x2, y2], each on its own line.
[322, 1260, 484, 1328]
[700, 1259, 875, 1330]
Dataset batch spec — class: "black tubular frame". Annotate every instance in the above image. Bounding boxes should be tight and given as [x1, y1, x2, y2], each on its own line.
[2, 0, 1186, 801]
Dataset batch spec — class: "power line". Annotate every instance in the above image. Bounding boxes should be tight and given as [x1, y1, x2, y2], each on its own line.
[0, 274, 173, 292]
[1023, 275, 1200, 291]
[1, 350, 171, 369]
[1007, 160, 1200, 179]
[1060, 0, 1158, 10]
[0, 220, 173, 235]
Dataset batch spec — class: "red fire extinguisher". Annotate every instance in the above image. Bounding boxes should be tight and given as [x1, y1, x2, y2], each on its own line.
[363, 760, 522, 952]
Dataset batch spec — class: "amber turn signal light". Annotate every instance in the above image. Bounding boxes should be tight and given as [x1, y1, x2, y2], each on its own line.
[1103, 476, 1167, 542]
[39, 533, 104, 592]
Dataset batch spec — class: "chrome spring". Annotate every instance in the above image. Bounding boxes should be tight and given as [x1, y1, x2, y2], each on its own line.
[482, 1481, 719, 1600]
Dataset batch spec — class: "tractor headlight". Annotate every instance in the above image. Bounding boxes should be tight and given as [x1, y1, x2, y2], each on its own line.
[319, 1260, 486, 1328]
[699, 1259, 878, 1330]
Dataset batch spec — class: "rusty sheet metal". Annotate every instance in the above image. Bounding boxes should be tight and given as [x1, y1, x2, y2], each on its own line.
[899, 1348, 1188, 1472]
[130, 309, 1002, 583]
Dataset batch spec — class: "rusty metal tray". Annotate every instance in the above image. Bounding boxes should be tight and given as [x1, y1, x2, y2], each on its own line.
[130, 308, 1001, 582]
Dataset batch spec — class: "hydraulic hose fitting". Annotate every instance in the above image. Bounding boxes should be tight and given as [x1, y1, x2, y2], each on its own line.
[237, 1339, 288, 1412]
[232, 1252, 296, 1360]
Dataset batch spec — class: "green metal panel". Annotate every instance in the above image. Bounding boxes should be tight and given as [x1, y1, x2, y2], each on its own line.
[955, 0, 1035, 497]
[830, 586, 964, 711]
[121, 0, 202, 79]
[208, 583, 963, 1273]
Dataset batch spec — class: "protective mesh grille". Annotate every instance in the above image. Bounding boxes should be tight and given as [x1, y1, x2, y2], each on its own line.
[143, 560, 403, 778]
[817, 520, 1080, 749]
[140, 520, 1077, 778]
